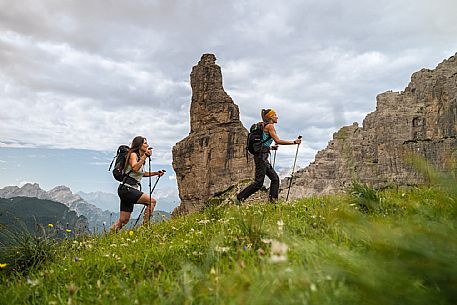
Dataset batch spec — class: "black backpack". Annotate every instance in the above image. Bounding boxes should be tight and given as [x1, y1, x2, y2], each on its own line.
[247, 122, 271, 155]
[108, 145, 130, 182]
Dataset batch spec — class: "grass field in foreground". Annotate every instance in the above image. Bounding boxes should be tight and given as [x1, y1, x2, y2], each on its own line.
[1, 183, 456, 305]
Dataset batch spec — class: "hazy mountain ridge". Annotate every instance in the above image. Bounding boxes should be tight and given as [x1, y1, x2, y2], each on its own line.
[0, 197, 89, 243]
[0, 183, 171, 231]
[77, 190, 118, 212]
[0, 183, 111, 230]
[77, 189, 180, 213]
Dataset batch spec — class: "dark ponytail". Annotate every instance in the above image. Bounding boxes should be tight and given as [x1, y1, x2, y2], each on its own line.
[123, 136, 145, 170]
[261, 109, 273, 122]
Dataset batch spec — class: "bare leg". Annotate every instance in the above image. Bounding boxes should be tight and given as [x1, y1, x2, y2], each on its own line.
[137, 193, 157, 225]
[110, 211, 131, 233]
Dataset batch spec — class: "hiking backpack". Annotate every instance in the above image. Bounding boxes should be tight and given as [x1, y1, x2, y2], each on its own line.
[108, 145, 130, 182]
[246, 122, 271, 155]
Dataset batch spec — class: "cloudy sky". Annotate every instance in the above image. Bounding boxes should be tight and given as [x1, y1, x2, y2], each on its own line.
[0, 0, 456, 206]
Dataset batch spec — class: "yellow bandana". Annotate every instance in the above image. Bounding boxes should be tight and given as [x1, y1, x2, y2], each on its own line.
[264, 109, 276, 120]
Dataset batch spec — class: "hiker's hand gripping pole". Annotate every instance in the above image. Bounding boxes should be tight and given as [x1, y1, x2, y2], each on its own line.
[286, 136, 302, 202]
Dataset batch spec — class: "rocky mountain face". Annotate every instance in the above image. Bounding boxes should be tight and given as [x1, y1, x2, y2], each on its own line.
[281, 53, 457, 200]
[0, 183, 114, 231]
[172, 54, 255, 215]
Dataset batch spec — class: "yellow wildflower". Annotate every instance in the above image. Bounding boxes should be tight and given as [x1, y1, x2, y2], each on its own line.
[48, 223, 54, 228]
[129, 230, 134, 237]
[66, 229, 72, 233]
[0, 263, 7, 269]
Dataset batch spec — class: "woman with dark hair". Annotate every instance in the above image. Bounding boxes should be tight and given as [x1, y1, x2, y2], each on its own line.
[111, 136, 164, 232]
[236, 109, 301, 203]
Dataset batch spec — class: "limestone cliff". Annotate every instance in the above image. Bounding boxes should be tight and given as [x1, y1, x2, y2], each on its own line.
[281, 53, 457, 200]
[172, 54, 255, 214]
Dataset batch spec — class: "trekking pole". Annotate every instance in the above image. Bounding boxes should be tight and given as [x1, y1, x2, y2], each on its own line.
[271, 145, 278, 170]
[133, 167, 166, 228]
[286, 136, 302, 202]
[147, 156, 152, 223]
[133, 175, 160, 228]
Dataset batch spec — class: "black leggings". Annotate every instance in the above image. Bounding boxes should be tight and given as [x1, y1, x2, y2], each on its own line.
[237, 152, 279, 202]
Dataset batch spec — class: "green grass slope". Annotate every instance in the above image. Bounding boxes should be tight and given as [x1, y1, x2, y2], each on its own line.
[0, 186, 456, 305]
[0, 197, 88, 242]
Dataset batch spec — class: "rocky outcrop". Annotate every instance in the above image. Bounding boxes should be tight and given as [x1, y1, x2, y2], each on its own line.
[281, 53, 457, 200]
[172, 54, 255, 214]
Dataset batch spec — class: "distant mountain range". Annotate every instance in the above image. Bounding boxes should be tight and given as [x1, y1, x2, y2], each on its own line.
[0, 183, 171, 232]
[77, 188, 180, 213]
[0, 197, 89, 244]
[77, 190, 119, 212]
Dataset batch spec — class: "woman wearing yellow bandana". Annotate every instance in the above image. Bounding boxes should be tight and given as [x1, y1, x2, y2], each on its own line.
[236, 109, 301, 203]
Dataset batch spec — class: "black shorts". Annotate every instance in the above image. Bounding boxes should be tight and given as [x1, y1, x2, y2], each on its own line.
[118, 184, 143, 213]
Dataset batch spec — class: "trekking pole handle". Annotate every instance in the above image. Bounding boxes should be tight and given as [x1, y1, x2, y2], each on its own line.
[294, 136, 302, 145]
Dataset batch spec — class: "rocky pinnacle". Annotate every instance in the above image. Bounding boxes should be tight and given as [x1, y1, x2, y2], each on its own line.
[172, 54, 254, 215]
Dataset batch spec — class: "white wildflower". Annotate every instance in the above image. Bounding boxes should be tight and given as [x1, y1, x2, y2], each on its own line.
[310, 283, 317, 292]
[269, 240, 288, 263]
[261, 238, 273, 244]
[198, 219, 210, 225]
[277, 219, 284, 233]
[214, 246, 230, 253]
[26, 277, 40, 287]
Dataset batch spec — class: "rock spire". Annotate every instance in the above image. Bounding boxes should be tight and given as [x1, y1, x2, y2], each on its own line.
[172, 54, 254, 215]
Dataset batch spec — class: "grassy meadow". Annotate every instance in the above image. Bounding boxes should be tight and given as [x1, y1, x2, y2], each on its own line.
[0, 181, 456, 305]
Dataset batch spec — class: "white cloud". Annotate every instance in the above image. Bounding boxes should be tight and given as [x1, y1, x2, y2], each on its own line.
[0, 0, 456, 173]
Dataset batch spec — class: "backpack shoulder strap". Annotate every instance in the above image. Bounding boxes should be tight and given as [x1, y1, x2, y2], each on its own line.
[261, 122, 272, 143]
[121, 151, 140, 185]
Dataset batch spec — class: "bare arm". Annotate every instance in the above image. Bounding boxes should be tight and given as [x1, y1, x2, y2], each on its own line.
[129, 152, 147, 173]
[265, 124, 297, 145]
[143, 171, 165, 177]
